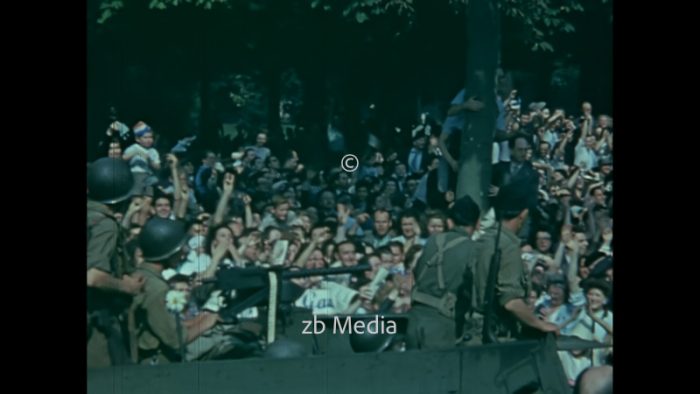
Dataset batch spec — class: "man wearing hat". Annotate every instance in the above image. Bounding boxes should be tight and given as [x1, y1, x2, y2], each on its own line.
[406, 195, 482, 350]
[132, 218, 219, 364]
[474, 180, 559, 344]
[559, 277, 613, 382]
[87, 158, 146, 368]
[406, 130, 429, 176]
[597, 156, 613, 196]
[491, 133, 540, 240]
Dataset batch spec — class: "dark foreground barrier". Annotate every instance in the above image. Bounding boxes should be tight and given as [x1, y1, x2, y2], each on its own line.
[88, 335, 571, 394]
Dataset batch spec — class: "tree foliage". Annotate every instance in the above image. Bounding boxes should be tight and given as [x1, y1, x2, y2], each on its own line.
[95, 0, 608, 52]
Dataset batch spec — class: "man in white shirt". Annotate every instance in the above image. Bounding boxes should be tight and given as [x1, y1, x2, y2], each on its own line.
[575, 136, 599, 171]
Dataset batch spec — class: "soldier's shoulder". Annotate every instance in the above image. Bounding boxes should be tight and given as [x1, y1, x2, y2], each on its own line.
[144, 282, 170, 309]
[87, 200, 112, 215]
[499, 228, 522, 247]
[95, 224, 121, 245]
[445, 232, 474, 248]
[430, 230, 466, 243]
[444, 231, 467, 240]
[88, 203, 117, 226]
[137, 268, 169, 292]
[474, 228, 496, 245]
[88, 215, 119, 242]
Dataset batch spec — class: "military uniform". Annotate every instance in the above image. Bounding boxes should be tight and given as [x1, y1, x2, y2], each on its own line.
[473, 225, 529, 343]
[87, 200, 134, 368]
[133, 263, 186, 365]
[406, 228, 477, 350]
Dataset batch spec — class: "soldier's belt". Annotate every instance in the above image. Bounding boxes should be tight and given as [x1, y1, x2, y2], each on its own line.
[411, 290, 457, 319]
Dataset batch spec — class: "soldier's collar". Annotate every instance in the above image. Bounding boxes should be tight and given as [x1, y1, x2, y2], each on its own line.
[87, 200, 116, 219]
[451, 227, 471, 238]
[139, 263, 167, 281]
[500, 226, 521, 243]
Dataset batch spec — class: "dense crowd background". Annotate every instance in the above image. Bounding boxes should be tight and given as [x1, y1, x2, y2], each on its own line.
[92, 89, 613, 384]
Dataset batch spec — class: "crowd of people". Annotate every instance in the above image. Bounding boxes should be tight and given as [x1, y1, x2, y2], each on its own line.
[88, 89, 613, 386]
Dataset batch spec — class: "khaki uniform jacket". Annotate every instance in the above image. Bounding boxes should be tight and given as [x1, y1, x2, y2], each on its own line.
[133, 263, 186, 363]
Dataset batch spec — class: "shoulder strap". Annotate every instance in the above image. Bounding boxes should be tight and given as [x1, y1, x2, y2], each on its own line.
[417, 233, 470, 290]
[416, 233, 446, 283]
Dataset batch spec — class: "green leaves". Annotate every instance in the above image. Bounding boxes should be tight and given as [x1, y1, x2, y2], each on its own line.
[149, 1, 167, 10]
[97, 0, 230, 23]
[540, 41, 553, 51]
[93, 0, 597, 55]
[100, 0, 123, 9]
[356, 11, 369, 23]
[97, 0, 124, 24]
[97, 9, 112, 24]
[532, 41, 554, 52]
[500, 0, 591, 52]
[335, 0, 415, 24]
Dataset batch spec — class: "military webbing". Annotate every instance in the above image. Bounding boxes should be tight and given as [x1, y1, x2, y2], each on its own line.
[413, 233, 469, 318]
[416, 233, 470, 290]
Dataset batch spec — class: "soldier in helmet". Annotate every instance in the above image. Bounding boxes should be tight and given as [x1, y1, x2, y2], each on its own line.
[133, 218, 219, 365]
[87, 157, 147, 368]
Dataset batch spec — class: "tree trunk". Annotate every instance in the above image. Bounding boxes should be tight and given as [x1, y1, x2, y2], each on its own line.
[297, 65, 328, 168]
[198, 14, 216, 148]
[267, 66, 281, 139]
[456, 0, 500, 212]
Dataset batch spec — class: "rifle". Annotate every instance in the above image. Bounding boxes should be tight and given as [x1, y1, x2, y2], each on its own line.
[482, 220, 503, 344]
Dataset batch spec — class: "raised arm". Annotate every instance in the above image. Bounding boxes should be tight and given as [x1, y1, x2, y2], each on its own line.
[213, 173, 235, 226]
